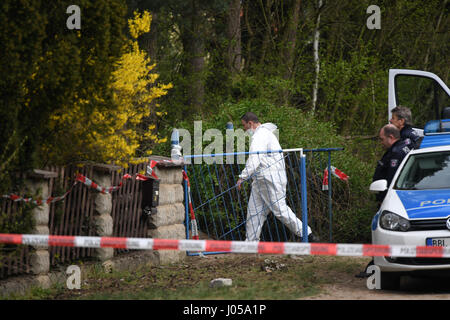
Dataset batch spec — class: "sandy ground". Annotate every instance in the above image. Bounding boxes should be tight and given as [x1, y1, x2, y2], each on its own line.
[193, 254, 450, 300]
[303, 265, 450, 300]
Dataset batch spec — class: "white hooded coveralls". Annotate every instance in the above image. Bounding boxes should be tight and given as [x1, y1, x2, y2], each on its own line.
[239, 123, 312, 241]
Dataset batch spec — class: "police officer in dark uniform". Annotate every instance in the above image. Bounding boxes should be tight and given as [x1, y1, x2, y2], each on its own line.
[390, 106, 421, 149]
[356, 124, 412, 279]
[400, 125, 420, 149]
[372, 124, 411, 203]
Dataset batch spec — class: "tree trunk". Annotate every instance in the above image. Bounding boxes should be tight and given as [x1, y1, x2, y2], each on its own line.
[243, 2, 254, 71]
[141, 12, 158, 63]
[226, 0, 242, 75]
[181, 0, 205, 116]
[281, 0, 301, 104]
[282, 0, 301, 80]
[424, 0, 447, 69]
[312, 0, 323, 114]
[258, 0, 274, 66]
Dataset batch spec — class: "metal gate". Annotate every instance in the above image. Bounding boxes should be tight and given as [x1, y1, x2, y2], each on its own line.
[183, 148, 343, 255]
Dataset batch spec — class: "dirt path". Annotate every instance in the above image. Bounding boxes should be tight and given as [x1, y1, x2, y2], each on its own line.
[303, 258, 450, 300]
[304, 280, 450, 300]
[193, 254, 450, 300]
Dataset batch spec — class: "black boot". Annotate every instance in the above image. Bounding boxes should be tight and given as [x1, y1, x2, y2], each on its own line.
[355, 260, 374, 278]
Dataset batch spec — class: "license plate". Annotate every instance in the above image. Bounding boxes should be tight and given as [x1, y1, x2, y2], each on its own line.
[426, 237, 450, 247]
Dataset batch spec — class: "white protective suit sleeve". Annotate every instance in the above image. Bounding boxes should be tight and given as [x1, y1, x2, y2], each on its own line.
[239, 123, 280, 180]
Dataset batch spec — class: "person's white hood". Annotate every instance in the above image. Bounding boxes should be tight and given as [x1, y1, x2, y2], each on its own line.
[260, 122, 278, 133]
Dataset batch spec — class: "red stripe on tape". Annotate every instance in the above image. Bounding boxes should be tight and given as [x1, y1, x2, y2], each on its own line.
[136, 173, 149, 181]
[0, 233, 22, 245]
[205, 240, 232, 252]
[416, 246, 444, 258]
[48, 235, 75, 247]
[363, 244, 391, 257]
[311, 243, 337, 256]
[258, 242, 285, 254]
[10, 194, 21, 201]
[100, 237, 128, 249]
[153, 239, 179, 250]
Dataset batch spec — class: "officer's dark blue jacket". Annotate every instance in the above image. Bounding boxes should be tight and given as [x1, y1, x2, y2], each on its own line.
[400, 125, 420, 150]
[373, 139, 411, 202]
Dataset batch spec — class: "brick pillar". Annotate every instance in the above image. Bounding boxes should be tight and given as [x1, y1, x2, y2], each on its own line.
[27, 169, 57, 288]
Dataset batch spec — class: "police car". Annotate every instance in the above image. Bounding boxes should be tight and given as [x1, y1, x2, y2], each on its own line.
[370, 69, 450, 289]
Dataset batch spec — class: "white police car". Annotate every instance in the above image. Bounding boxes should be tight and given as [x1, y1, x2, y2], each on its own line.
[370, 69, 450, 289]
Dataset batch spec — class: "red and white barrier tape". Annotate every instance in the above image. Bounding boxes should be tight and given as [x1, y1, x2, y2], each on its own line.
[1, 183, 78, 206]
[1, 159, 176, 205]
[76, 172, 152, 194]
[1, 233, 449, 258]
[146, 160, 159, 180]
[322, 166, 349, 191]
[182, 170, 199, 240]
[2, 172, 153, 206]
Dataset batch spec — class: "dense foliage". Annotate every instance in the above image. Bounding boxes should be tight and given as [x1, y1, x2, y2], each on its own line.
[45, 10, 172, 166]
[0, 1, 171, 194]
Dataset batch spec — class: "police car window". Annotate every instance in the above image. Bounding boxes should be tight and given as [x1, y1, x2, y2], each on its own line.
[395, 151, 450, 190]
[395, 75, 450, 129]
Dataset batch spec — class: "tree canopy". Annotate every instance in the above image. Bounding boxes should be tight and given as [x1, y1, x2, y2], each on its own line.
[0, 1, 171, 193]
[131, 0, 448, 135]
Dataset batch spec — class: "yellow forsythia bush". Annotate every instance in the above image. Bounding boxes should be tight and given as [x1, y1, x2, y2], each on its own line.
[45, 11, 172, 167]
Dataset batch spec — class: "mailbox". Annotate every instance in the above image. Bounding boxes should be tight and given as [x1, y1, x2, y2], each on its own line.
[141, 178, 160, 217]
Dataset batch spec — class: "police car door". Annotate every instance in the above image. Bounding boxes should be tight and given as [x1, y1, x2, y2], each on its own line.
[388, 69, 450, 133]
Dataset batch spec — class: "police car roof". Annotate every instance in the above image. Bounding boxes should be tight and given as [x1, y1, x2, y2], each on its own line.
[420, 134, 450, 149]
[417, 140, 450, 151]
[419, 119, 450, 149]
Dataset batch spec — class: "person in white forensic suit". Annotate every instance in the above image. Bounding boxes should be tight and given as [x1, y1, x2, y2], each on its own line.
[236, 112, 318, 242]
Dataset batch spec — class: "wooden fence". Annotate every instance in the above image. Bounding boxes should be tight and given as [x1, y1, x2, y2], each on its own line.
[0, 201, 32, 279]
[0, 161, 153, 279]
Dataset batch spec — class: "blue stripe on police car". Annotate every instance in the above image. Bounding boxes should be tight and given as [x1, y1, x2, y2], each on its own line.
[396, 190, 450, 219]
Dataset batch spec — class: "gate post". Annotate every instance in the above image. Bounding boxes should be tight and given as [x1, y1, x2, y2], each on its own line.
[300, 151, 309, 243]
[92, 164, 121, 262]
[27, 169, 58, 288]
[147, 157, 186, 264]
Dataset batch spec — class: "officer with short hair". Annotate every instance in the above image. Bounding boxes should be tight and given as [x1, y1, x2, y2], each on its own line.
[390, 106, 420, 149]
[373, 124, 411, 202]
[356, 124, 412, 279]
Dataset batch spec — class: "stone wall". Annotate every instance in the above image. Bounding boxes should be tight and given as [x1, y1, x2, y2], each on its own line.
[0, 159, 187, 296]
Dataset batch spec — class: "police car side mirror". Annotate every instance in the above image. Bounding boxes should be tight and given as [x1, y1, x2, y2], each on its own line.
[369, 180, 388, 192]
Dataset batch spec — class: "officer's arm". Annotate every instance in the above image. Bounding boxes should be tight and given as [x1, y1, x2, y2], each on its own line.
[372, 160, 384, 182]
